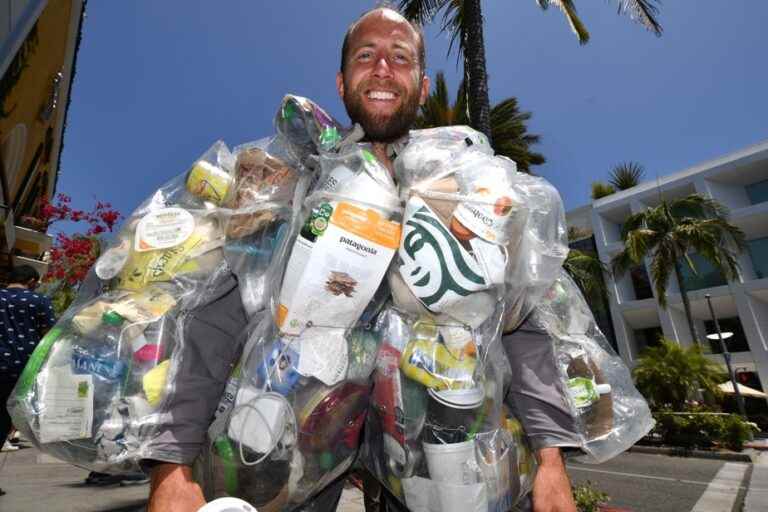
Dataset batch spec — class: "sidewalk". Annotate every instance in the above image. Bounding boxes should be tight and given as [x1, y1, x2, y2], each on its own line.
[0, 442, 147, 511]
[0, 441, 364, 512]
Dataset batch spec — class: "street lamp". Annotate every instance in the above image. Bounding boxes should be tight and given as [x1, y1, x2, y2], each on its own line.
[704, 294, 747, 417]
[706, 332, 733, 341]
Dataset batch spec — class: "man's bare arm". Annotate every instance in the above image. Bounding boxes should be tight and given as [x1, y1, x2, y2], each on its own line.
[532, 447, 577, 512]
[148, 463, 206, 512]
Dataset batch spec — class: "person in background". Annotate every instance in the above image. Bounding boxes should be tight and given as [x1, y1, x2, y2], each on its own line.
[0, 265, 56, 496]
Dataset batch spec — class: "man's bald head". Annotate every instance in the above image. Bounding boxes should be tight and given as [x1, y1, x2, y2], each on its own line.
[340, 7, 426, 76]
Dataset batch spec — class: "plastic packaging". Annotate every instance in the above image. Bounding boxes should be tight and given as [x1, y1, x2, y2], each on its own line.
[533, 271, 654, 463]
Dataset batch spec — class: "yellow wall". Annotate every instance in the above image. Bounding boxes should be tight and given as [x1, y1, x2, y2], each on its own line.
[0, 0, 74, 217]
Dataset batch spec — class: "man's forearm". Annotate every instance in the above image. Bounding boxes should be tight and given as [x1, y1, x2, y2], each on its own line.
[532, 447, 577, 512]
[148, 463, 206, 512]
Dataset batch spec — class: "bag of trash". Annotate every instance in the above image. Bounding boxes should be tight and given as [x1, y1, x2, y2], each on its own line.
[392, 126, 568, 333]
[360, 306, 536, 512]
[533, 271, 654, 463]
[196, 142, 402, 509]
[7, 137, 299, 472]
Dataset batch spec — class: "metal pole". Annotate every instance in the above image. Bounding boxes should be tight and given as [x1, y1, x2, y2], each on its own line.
[705, 294, 747, 417]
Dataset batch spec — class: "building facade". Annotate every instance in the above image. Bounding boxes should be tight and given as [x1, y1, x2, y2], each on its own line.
[567, 140, 768, 394]
[0, 0, 84, 277]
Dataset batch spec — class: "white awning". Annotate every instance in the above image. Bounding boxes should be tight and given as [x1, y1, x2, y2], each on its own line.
[719, 381, 767, 399]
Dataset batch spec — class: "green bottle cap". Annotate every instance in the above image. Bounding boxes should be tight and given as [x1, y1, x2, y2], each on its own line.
[102, 310, 125, 326]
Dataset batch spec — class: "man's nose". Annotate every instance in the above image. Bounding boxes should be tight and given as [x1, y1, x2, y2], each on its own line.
[373, 56, 393, 79]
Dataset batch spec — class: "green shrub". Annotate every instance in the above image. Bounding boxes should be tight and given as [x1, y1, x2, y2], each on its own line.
[591, 182, 615, 200]
[572, 481, 609, 512]
[651, 412, 757, 451]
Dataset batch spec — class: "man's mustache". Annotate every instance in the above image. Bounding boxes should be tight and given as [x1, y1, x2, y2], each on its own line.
[352, 79, 404, 97]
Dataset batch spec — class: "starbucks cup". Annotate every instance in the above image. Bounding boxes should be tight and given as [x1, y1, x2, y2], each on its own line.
[424, 387, 484, 444]
[422, 439, 479, 484]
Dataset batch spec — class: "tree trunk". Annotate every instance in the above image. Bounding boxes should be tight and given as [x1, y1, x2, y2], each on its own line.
[674, 261, 701, 346]
[462, 0, 492, 141]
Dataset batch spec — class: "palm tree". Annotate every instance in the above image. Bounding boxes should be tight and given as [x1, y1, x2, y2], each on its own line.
[612, 194, 746, 346]
[399, 1, 663, 138]
[417, 72, 545, 172]
[609, 162, 645, 190]
[633, 338, 726, 410]
[563, 249, 608, 309]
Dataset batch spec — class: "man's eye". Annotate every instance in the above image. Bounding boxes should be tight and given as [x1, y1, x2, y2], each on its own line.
[357, 51, 373, 61]
[394, 53, 410, 63]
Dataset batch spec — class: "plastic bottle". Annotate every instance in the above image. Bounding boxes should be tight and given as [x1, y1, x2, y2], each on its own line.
[567, 377, 611, 409]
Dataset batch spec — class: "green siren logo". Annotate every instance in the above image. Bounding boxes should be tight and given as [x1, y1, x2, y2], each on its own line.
[399, 196, 487, 311]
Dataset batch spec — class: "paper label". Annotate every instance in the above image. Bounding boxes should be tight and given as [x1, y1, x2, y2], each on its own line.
[39, 368, 94, 443]
[278, 201, 400, 335]
[296, 328, 349, 386]
[134, 208, 195, 252]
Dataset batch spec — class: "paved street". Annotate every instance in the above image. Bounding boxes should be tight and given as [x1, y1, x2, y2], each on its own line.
[0, 441, 364, 512]
[568, 452, 752, 512]
[2, 441, 764, 512]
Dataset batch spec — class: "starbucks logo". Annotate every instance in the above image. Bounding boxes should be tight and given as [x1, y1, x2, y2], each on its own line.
[399, 197, 487, 310]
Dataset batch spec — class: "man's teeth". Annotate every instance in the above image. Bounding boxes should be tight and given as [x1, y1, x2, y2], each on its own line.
[368, 91, 396, 100]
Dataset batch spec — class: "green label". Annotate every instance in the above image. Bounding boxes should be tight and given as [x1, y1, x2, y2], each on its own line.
[15, 327, 63, 398]
[568, 377, 598, 408]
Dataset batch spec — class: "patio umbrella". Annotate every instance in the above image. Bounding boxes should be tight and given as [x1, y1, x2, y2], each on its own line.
[718, 381, 767, 399]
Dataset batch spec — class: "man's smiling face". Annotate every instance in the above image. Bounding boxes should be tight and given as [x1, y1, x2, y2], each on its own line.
[337, 9, 429, 143]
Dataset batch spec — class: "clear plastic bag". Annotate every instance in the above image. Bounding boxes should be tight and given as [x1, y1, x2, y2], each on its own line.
[7, 139, 292, 473]
[392, 126, 567, 332]
[196, 143, 401, 509]
[360, 306, 536, 512]
[533, 271, 654, 463]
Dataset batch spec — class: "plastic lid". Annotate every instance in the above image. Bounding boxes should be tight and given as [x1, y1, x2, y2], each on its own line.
[101, 310, 125, 326]
[197, 497, 256, 512]
[596, 383, 612, 395]
[428, 387, 484, 409]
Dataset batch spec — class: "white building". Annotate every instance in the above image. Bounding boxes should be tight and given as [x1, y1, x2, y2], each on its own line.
[567, 140, 768, 395]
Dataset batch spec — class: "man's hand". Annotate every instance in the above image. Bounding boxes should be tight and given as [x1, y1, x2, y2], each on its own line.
[532, 447, 577, 512]
[148, 463, 206, 512]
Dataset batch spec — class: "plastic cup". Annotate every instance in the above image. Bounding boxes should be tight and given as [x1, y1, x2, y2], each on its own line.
[424, 387, 484, 444]
[422, 439, 479, 484]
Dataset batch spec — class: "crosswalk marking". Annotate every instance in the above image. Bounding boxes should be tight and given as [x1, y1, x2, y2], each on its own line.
[691, 462, 748, 512]
[744, 465, 768, 512]
[567, 464, 746, 489]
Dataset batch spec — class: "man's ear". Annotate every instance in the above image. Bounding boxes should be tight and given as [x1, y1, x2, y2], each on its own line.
[419, 74, 430, 106]
[336, 72, 345, 100]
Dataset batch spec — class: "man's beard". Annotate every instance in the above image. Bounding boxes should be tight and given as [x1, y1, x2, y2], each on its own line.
[343, 79, 421, 143]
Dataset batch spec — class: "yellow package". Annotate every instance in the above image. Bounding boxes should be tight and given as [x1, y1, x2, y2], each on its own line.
[186, 161, 232, 205]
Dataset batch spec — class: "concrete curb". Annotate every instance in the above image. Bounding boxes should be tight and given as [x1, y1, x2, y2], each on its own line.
[629, 445, 753, 462]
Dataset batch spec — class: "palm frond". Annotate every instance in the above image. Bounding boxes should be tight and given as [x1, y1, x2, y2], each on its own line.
[542, 0, 591, 44]
[398, 0, 446, 25]
[649, 240, 675, 307]
[614, 0, 663, 36]
[608, 161, 645, 190]
[564, 250, 609, 304]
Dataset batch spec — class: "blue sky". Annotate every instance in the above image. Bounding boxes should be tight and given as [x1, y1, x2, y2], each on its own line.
[58, 1, 768, 219]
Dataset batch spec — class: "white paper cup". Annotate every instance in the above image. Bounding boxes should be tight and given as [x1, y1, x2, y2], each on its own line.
[197, 497, 257, 512]
[422, 439, 479, 485]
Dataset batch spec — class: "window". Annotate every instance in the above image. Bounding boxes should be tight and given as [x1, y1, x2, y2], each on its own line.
[678, 253, 728, 291]
[634, 327, 663, 353]
[630, 265, 654, 300]
[747, 237, 768, 279]
[703, 317, 749, 354]
[746, 179, 768, 205]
